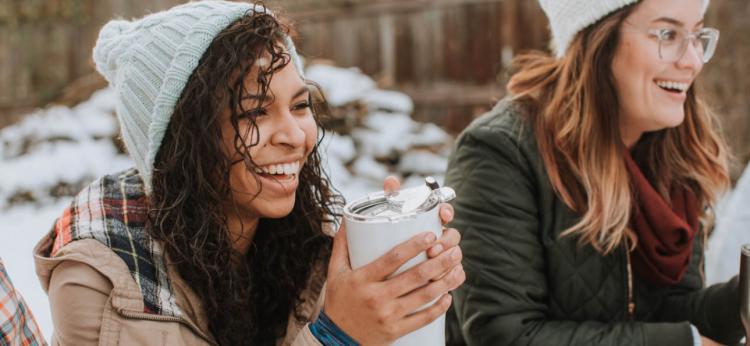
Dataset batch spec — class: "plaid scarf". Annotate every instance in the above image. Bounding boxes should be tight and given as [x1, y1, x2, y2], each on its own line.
[51, 168, 182, 318]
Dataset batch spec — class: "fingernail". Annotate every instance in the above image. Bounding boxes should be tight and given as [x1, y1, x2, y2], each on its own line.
[430, 244, 444, 254]
[424, 232, 437, 244]
[444, 208, 453, 219]
[451, 247, 461, 261]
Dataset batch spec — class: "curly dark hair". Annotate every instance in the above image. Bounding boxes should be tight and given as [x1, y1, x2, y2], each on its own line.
[148, 9, 341, 345]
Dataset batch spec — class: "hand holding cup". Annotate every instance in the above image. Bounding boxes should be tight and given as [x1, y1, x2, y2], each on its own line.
[323, 176, 464, 345]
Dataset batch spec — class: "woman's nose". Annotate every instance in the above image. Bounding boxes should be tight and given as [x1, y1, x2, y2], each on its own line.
[676, 39, 704, 72]
[271, 111, 307, 148]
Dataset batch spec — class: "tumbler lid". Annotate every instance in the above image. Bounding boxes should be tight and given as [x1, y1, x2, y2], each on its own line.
[344, 177, 456, 222]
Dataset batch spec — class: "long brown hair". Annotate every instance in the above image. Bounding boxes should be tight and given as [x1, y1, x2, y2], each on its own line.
[507, 4, 729, 254]
[148, 10, 341, 345]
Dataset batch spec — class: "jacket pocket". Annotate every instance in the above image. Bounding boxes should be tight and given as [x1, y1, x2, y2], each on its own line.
[98, 310, 169, 346]
[117, 325, 168, 345]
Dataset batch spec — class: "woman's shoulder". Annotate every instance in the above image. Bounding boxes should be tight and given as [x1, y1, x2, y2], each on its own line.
[34, 168, 148, 302]
[447, 97, 545, 192]
[36, 167, 185, 317]
[40, 167, 150, 259]
[459, 97, 534, 149]
[453, 97, 539, 161]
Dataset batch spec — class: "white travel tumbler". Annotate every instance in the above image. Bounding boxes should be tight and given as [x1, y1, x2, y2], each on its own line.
[343, 177, 456, 346]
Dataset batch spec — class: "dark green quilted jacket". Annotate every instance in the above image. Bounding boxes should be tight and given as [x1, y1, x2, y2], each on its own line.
[444, 98, 743, 346]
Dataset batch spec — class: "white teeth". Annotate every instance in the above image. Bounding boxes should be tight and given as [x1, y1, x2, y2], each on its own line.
[282, 162, 299, 175]
[257, 161, 299, 175]
[656, 80, 689, 92]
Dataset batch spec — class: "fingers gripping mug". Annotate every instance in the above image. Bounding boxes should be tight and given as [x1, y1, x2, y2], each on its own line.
[344, 177, 456, 346]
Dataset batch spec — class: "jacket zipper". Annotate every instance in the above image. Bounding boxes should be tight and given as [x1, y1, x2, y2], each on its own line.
[119, 310, 218, 345]
[624, 239, 635, 320]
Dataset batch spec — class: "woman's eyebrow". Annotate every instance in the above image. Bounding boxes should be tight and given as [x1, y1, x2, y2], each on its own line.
[652, 17, 704, 28]
[652, 17, 683, 26]
[241, 85, 309, 103]
[292, 85, 310, 99]
[242, 93, 267, 102]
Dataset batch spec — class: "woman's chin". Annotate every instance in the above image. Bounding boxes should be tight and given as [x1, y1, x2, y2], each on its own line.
[258, 203, 296, 220]
[653, 109, 686, 130]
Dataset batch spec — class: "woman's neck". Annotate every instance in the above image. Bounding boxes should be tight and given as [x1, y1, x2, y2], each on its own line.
[619, 119, 644, 149]
[226, 213, 259, 256]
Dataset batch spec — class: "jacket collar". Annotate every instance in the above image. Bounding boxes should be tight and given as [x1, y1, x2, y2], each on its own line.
[35, 168, 218, 344]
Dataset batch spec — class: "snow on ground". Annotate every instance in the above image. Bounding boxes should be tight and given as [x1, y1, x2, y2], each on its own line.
[0, 200, 71, 339]
[363, 89, 414, 115]
[0, 64, 454, 339]
[306, 63, 453, 201]
[305, 65, 376, 107]
[0, 88, 131, 209]
[0, 87, 132, 337]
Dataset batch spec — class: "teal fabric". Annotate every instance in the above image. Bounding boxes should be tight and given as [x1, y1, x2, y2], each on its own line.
[444, 98, 743, 345]
[309, 310, 359, 346]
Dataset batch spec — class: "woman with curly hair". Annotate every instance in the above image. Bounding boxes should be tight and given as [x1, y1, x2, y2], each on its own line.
[33, 2, 464, 345]
[445, 0, 743, 345]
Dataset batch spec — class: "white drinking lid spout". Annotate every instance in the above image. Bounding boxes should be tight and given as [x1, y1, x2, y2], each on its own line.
[386, 177, 456, 214]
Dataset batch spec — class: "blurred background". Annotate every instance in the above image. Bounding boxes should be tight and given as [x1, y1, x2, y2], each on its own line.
[0, 0, 748, 339]
[1, 0, 748, 167]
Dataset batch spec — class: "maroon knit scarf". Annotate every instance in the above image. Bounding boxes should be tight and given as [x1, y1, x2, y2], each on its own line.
[624, 151, 699, 287]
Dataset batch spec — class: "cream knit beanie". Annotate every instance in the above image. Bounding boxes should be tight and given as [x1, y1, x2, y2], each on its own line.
[93, 1, 305, 193]
[538, 0, 711, 57]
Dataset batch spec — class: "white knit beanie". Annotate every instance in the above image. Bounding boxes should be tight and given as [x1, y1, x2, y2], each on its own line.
[538, 0, 711, 57]
[93, 0, 305, 194]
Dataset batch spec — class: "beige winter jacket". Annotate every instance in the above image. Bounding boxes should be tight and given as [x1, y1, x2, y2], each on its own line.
[33, 169, 327, 346]
[34, 233, 326, 346]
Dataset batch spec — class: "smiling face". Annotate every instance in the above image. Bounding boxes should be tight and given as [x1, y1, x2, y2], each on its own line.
[220, 58, 317, 222]
[612, 0, 706, 146]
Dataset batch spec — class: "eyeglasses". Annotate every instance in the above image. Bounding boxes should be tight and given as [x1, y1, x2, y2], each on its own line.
[646, 27, 720, 63]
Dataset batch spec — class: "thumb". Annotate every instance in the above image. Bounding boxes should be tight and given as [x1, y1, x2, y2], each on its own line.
[328, 224, 352, 279]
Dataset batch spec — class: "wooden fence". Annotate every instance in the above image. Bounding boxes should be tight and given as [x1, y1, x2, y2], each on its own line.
[1, 0, 748, 176]
[0, 0, 548, 130]
[0, 0, 184, 125]
[285, 0, 549, 133]
[285, 0, 750, 177]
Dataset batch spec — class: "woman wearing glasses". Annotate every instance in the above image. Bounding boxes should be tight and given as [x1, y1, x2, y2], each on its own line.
[445, 0, 741, 345]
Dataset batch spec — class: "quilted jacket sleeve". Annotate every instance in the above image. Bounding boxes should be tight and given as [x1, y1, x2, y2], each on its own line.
[655, 233, 743, 344]
[445, 124, 696, 346]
